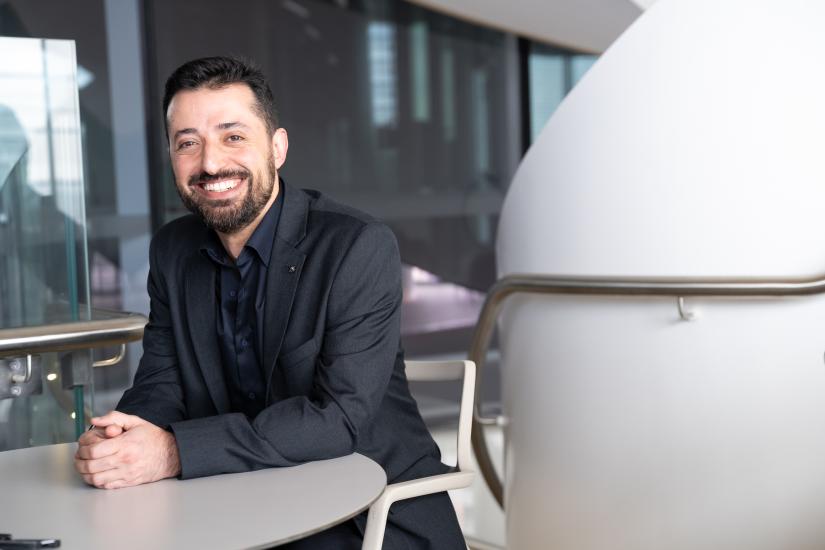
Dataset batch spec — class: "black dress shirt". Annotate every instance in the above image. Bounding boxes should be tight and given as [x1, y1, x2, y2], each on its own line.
[200, 190, 283, 418]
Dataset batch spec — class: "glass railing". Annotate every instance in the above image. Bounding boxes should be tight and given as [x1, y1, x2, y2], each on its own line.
[0, 37, 145, 451]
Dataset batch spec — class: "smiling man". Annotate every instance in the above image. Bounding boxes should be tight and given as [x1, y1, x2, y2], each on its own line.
[72, 57, 465, 549]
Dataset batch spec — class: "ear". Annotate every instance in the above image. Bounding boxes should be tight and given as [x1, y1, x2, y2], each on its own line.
[271, 127, 289, 170]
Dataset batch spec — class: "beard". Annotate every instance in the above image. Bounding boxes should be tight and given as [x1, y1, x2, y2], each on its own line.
[177, 156, 277, 234]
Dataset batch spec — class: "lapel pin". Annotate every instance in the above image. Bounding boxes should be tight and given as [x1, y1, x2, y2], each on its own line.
[288, 265, 297, 273]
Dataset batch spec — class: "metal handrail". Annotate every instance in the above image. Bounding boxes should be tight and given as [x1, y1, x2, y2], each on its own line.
[0, 312, 147, 356]
[468, 272, 825, 507]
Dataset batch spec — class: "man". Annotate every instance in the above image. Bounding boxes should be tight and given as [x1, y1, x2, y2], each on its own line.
[73, 56, 465, 549]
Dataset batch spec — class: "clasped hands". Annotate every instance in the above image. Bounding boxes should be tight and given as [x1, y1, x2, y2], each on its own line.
[74, 411, 181, 490]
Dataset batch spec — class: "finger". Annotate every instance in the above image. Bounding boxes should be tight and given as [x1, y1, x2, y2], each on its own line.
[104, 424, 124, 438]
[92, 411, 142, 431]
[74, 455, 118, 475]
[103, 480, 127, 490]
[82, 469, 127, 489]
[75, 437, 120, 460]
[91, 411, 129, 429]
[77, 426, 108, 446]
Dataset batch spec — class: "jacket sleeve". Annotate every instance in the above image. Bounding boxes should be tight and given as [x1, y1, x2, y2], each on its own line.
[168, 222, 403, 479]
[116, 237, 187, 429]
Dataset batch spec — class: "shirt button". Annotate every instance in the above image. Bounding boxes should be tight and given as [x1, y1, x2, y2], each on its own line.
[229, 290, 237, 297]
[241, 339, 248, 348]
[248, 392, 256, 400]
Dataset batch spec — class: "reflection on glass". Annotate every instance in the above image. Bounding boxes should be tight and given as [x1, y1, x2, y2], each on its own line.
[0, 37, 90, 330]
[401, 264, 484, 336]
[144, 1, 597, 371]
[440, 48, 456, 142]
[529, 52, 566, 143]
[571, 55, 597, 84]
[529, 43, 598, 142]
[410, 21, 430, 122]
[147, 0, 510, 297]
[0, 37, 92, 451]
[368, 21, 398, 128]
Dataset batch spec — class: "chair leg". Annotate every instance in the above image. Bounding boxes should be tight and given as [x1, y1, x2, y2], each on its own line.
[361, 496, 391, 550]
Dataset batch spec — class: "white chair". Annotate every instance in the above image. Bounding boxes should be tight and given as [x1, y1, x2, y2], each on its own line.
[361, 359, 477, 550]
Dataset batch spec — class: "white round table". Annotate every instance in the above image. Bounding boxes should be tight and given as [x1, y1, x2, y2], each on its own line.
[0, 443, 386, 549]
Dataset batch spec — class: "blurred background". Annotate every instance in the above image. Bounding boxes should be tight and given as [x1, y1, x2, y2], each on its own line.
[0, 0, 610, 418]
[0, 2, 652, 545]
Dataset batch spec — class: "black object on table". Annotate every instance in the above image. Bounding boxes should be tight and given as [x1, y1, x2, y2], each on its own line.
[0, 534, 60, 548]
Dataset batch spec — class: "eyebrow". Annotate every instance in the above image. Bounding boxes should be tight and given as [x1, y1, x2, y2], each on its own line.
[172, 121, 250, 141]
[173, 127, 198, 141]
[216, 121, 249, 131]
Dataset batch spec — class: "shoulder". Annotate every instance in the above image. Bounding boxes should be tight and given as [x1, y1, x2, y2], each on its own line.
[302, 188, 379, 228]
[149, 214, 208, 262]
[299, 188, 397, 249]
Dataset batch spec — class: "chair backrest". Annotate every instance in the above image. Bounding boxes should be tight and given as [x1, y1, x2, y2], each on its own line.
[404, 360, 476, 473]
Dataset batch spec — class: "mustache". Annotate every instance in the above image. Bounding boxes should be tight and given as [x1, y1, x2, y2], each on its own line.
[188, 169, 251, 186]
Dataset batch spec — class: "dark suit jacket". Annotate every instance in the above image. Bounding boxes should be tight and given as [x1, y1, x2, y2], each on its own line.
[117, 182, 464, 548]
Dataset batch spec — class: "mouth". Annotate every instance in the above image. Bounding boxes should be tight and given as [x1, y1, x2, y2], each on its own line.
[192, 177, 246, 199]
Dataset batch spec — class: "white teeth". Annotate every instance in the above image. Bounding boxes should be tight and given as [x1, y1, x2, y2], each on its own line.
[202, 180, 238, 192]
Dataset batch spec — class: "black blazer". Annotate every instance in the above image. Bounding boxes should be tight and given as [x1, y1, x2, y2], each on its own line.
[119, 183, 469, 548]
[118, 182, 445, 485]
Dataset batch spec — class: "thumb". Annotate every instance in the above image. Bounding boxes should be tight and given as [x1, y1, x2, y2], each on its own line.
[91, 411, 142, 431]
[104, 424, 124, 438]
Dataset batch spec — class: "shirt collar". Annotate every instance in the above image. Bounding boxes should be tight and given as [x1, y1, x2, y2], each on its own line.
[244, 186, 282, 268]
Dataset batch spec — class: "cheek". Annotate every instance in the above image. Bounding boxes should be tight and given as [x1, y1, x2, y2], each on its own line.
[172, 159, 197, 185]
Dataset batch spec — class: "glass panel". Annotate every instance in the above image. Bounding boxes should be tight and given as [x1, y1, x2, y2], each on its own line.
[528, 42, 598, 142]
[0, 37, 90, 328]
[145, 0, 510, 302]
[0, 1, 147, 416]
[0, 36, 92, 450]
[141, 6, 513, 489]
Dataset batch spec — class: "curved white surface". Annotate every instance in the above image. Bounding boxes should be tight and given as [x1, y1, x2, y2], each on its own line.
[498, 0, 825, 548]
[500, 0, 825, 280]
[0, 443, 386, 549]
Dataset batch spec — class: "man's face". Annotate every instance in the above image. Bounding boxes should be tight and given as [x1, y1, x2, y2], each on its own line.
[166, 83, 288, 234]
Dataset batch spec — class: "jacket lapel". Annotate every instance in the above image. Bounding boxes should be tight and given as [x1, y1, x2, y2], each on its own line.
[263, 181, 308, 399]
[184, 252, 231, 414]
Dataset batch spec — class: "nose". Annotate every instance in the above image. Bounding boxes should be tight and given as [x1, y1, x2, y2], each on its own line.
[200, 139, 227, 175]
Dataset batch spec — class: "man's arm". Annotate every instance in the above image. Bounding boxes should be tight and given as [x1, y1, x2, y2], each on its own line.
[74, 237, 186, 489]
[117, 237, 187, 428]
[170, 221, 401, 478]
[76, 221, 402, 485]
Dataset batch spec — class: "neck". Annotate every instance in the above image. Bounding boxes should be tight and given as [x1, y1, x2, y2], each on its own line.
[217, 181, 279, 261]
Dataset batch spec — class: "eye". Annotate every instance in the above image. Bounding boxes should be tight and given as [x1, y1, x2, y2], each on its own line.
[227, 134, 244, 143]
[176, 140, 197, 150]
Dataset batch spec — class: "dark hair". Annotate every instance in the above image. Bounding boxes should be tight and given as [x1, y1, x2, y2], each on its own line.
[162, 56, 278, 137]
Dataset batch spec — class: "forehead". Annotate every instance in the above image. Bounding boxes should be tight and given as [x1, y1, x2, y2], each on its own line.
[166, 83, 263, 132]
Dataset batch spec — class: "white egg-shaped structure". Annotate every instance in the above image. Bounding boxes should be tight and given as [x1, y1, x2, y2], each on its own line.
[497, 0, 825, 548]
